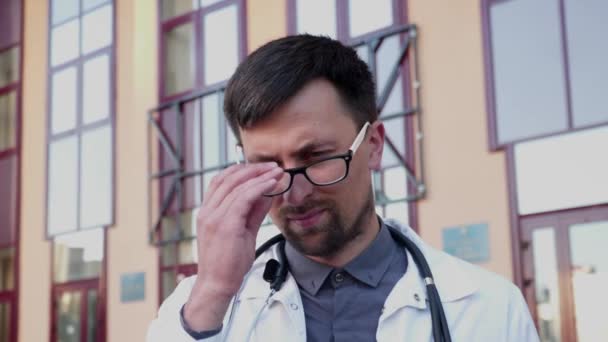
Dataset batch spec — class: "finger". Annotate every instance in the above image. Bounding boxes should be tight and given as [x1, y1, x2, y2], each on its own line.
[247, 195, 273, 236]
[223, 177, 278, 229]
[216, 166, 282, 212]
[204, 163, 244, 200]
[205, 163, 279, 209]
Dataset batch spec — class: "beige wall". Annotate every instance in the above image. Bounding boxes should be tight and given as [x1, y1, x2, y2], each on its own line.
[19, 0, 51, 341]
[106, 0, 159, 341]
[408, 0, 513, 279]
[247, 0, 286, 53]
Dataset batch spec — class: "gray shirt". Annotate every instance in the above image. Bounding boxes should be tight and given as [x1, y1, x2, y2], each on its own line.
[285, 221, 408, 342]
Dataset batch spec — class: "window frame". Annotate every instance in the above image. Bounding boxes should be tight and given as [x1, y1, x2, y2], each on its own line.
[481, 0, 608, 150]
[44, 0, 116, 238]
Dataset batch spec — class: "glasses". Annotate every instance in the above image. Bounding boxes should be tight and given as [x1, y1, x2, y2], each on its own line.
[257, 122, 371, 197]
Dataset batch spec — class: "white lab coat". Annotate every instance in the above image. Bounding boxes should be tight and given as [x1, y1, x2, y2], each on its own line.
[147, 219, 540, 341]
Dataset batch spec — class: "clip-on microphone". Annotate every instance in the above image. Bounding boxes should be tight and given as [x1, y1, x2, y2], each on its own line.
[262, 241, 288, 291]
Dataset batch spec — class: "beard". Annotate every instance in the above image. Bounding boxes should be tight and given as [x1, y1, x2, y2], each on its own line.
[277, 187, 375, 258]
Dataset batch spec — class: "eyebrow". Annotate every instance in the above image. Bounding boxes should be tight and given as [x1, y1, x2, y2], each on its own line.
[248, 140, 337, 163]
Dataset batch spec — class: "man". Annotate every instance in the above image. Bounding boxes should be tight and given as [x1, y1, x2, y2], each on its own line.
[148, 35, 539, 341]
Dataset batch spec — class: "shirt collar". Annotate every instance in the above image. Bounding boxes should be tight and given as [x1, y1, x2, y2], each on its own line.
[284, 220, 397, 295]
[344, 221, 398, 287]
[285, 243, 332, 296]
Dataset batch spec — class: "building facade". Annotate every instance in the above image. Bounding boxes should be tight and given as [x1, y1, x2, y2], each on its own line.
[0, 0, 606, 341]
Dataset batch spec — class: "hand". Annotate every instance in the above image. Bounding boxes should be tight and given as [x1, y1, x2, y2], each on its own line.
[183, 162, 283, 331]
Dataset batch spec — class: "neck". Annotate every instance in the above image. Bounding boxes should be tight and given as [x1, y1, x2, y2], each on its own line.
[307, 210, 380, 268]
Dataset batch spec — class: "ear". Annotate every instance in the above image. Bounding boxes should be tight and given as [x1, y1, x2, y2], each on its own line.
[367, 121, 385, 171]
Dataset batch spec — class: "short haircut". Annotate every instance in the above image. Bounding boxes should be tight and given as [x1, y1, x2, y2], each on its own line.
[224, 34, 377, 141]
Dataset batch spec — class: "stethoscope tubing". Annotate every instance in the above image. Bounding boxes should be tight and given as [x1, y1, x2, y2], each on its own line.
[242, 225, 452, 342]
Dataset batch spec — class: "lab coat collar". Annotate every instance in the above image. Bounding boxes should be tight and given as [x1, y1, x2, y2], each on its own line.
[238, 219, 479, 312]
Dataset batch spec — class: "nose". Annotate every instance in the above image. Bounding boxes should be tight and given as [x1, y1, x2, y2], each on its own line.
[282, 173, 314, 205]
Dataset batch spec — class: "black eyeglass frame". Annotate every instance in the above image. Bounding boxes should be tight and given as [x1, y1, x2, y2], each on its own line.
[262, 151, 355, 197]
[260, 121, 371, 197]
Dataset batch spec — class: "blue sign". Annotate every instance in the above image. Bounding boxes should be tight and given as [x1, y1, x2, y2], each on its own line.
[121, 272, 145, 303]
[442, 223, 490, 263]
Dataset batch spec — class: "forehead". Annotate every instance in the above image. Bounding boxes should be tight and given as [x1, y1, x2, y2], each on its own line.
[239, 79, 358, 154]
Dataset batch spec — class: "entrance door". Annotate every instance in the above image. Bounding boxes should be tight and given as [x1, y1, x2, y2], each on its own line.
[0, 294, 14, 342]
[51, 279, 103, 342]
[521, 206, 608, 342]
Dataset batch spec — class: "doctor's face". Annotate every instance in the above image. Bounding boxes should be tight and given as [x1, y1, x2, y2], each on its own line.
[240, 79, 384, 258]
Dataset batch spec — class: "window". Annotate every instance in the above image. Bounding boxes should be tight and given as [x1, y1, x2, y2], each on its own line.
[159, 0, 245, 99]
[483, 0, 608, 147]
[289, 0, 418, 226]
[46, 0, 115, 236]
[0, 1, 22, 341]
[47, 2, 112, 339]
[154, 0, 246, 298]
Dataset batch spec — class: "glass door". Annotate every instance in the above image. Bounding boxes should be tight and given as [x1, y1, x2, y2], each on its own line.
[521, 206, 608, 342]
[52, 279, 102, 342]
[0, 296, 12, 342]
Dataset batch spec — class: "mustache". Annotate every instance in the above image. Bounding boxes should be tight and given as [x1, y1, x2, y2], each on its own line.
[279, 200, 334, 217]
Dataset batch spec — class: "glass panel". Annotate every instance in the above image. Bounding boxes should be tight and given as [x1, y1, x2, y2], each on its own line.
[52, 0, 79, 25]
[0, 0, 21, 48]
[349, 0, 393, 38]
[80, 125, 112, 228]
[200, 0, 223, 7]
[376, 35, 400, 96]
[53, 228, 104, 283]
[51, 19, 80, 67]
[385, 202, 408, 225]
[0, 248, 14, 291]
[383, 166, 407, 200]
[490, 0, 568, 144]
[0, 157, 17, 245]
[81, 5, 113, 55]
[531, 228, 562, 342]
[0, 91, 16, 150]
[226, 126, 239, 164]
[161, 0, 197, 20]
[48, 136, 79, 235]
[295, 0, 337, 38]
[0, 302, 9, 342]
[569, 220, 608, 342]
[51, 67, 78, 134]
[0, 47, 19, 87]
[57, 291, 81, 342]
[179, 239, 198, 264]
[384, 117, 406, 157]
[380, 138, 400, 169]
[203, 4, 239, 85]
[202, 94, 220, 167]
[564, 0, 608, 128]
[82, 53, 110, 124]
[86, 290, 98, 342]
[380, 79, 404, 118]
[82, 0, 109, 11]
[515, 126, 608, 215]
[164, 22, 195, 95]
[161, 270, 176, 301]
[161, 210, 197, 241]
[161, 243, 177, 266]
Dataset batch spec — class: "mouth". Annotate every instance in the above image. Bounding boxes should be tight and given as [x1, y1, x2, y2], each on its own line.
[286, 208, 326, 229]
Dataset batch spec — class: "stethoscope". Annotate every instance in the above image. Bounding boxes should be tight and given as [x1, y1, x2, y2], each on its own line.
[224, 223, 452, 342]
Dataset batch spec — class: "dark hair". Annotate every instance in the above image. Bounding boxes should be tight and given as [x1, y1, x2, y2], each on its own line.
[224, 34, 377, 141]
